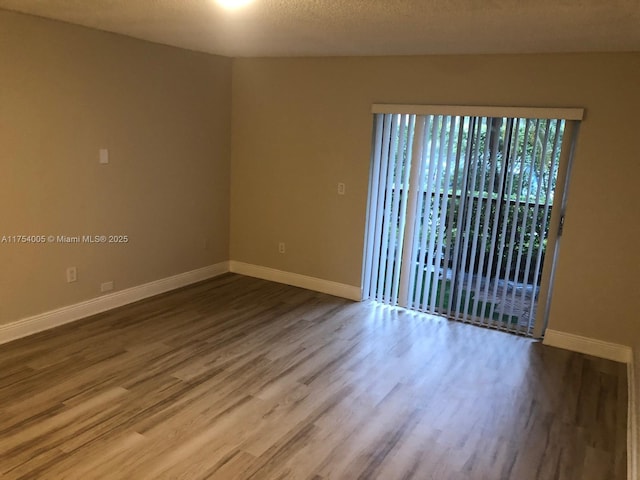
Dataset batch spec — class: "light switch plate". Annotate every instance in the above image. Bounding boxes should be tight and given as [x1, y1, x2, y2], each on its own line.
[99, 148, 109, 164]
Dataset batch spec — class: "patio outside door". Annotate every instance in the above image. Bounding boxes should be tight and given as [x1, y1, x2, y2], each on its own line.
[362, 106, 581, 337]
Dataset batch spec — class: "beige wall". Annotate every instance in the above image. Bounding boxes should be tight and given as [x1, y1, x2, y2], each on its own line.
[2, 9, 638, 347]
[0, 11, 231, 324]
[231, 54, 640, 346]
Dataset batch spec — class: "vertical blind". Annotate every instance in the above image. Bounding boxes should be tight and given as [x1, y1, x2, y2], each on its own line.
[363, 107, 581, 337]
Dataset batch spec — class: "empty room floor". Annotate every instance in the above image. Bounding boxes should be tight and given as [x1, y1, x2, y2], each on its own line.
[0, 274, 627, 479]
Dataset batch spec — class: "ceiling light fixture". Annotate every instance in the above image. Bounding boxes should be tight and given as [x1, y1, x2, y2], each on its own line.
[216, 0, 254, 9]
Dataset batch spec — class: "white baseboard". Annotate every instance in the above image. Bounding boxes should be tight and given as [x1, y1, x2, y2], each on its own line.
[229, 261, 362, 301]
[543, 329, 633, 364]
[0, 261, 230, 346]
[629, 352, 638, 480]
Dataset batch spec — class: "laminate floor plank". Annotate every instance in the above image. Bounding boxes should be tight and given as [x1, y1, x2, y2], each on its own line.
[0, 274, 627, 479]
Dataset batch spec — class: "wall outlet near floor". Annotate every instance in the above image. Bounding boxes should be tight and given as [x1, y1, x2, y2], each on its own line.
[278, 242, 286, 254]
[101, 281, 114, 293]
[338, 182, 346, 195]
[66, 266, 77, 283]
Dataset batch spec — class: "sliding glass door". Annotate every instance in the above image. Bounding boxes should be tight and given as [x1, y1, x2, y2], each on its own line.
[362, 106, 581, 337]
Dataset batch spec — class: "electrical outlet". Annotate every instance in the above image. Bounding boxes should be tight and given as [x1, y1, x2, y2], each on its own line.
[278, 242, 286, 254]
[101, 281, 114, 293]
[338, 182, 346, 195]
[66, 267, 77, 283]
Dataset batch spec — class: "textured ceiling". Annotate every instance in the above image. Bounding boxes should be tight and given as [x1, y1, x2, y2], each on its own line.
[1, 0, 639, 57]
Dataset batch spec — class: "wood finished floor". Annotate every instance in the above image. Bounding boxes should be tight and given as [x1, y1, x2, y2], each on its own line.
[0, 274, 627, 480]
